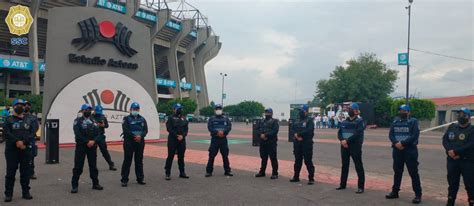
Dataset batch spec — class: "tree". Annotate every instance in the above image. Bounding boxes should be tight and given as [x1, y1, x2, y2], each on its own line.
[237, 101, 265, 118]
[16, 93, 42, 114]
[199, 106, 214, 117]
[314, 53, 398, 108]
[391, 98, 436, 120]
[374, 96, 394, 127]
[156, 98, 197, 115]
[0, 90, 12, 107]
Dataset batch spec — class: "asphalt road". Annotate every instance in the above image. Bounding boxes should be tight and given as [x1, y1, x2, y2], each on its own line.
[0, 122, 468, 205]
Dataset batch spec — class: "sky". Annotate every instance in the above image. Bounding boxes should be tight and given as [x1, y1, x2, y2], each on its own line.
[171, 0, 473, 119]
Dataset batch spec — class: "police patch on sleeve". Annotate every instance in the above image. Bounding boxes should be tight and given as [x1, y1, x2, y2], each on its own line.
[448, 132, 455, 140]
[459, 133, 466, 141]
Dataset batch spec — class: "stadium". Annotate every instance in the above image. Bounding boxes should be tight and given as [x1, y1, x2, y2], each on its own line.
[0, 0, 220, 111]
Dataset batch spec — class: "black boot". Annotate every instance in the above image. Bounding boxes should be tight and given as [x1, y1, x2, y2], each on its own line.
[224, 172, 234, 177]
[22, 192, 33, 200]
[270, 174, 278, 179]
[412, 195, 422, 204]
[71, 187, 78, 193]
[308, 178, 315, 185]
[92, 184, 104, 190]
[446, 197, 455, 206]
[385, 191, 399, 199]
[255, 172, 265, 177]
[290, 176, 300, 182]
[109, 162, 117, 171]
[179, 173, 190, 179]
[336, 186, 346, 190]
[4, 196, 12, 202]
[165, 174, 171, 181]
[355, 188, 364, 194]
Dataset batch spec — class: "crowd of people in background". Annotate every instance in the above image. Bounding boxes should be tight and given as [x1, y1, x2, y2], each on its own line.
[313, 114, 344, 129]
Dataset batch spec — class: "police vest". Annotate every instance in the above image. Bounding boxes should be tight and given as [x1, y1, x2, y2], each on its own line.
[447, 124, 473, 151]
[210, 116, 229, 132]
[9, 116, 32, 144]
[127, 116, 146, 136]
[341, 119, 359, 139]
[169, 115, 188, 135]
[78, 117, 97, 139]
[392, 119, 413, 142]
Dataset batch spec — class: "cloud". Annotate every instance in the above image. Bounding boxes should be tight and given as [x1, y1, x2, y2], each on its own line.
[193, 0, 473, 119]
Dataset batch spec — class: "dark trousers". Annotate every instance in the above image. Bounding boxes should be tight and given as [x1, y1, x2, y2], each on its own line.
[259, 143, 278, 175]
[4, 147, 31, 196]
[392, 147, 422, 196]
[121, 139, 145, 183]
[165, 139, 186, 175]
[71, 144, 99, 188]
[206, 138, 231, 174]
[339, 143, 365, 189]
[447, 158, 474, 202]
[293, 141, 315, 179]
[97, 139, 114, 166]
[29, 140, 37, 177]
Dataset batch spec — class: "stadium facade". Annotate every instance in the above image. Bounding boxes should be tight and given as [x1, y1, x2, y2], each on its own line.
[0, 0, 220, 111]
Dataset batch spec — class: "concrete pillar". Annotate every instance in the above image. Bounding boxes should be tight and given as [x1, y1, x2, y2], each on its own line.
[168, 19, 195, 99]
[5, 71, 10, 98]
[149, 9, 171, 103]
[28, 0, 41, 95]
[194, 35, 219, 109]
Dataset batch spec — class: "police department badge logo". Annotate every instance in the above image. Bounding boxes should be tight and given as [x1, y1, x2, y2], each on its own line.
[5, 5, 34, 36]
[459, 133, 466, 141]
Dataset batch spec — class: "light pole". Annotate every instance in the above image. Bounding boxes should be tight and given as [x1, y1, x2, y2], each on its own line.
[220, 73, 227, 106]
[405, 0, 413, 106]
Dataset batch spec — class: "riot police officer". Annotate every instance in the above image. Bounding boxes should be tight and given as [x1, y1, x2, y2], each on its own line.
[165, 103, 189, 180]
[4, 99, 34, 202]
[336, 103, 365, 193]
[24, 101, 39, 180]
[93, 105, 117, 171]
[121, 102, 148, 187]
[443, 107, 473, 206]
[71, 104, 103, 194]
[386, 104, 422, 204]
[205, 104, 233, 177]
[255, 108, 279, 179]
[290, 104, 315, 185]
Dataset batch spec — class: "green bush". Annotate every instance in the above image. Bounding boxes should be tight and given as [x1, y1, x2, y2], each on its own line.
[16, 93, 42, 114]
[156, 98, 197, 116]
[374, 96, 393, 127]
[391, 99, 436, 120]
[199, 106, 214, 117]
[0, 90, 12, 106]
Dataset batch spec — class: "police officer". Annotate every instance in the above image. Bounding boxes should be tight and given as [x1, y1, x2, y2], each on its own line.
[24, 101, 39, 180]
[386, 104, 422, 204]
[71, 104, 103, 193]
[121, 102, 148, 187]
[336, 103, 365, 193]
[443, 107, 473, 206]
[205, 104, 233, 177]
[290, 104, 315, 185]
[165, 103, 189, 180]
[255, 108, 279, 179]
[3, 99, 34, 202]
[93, 105, 117, 171]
